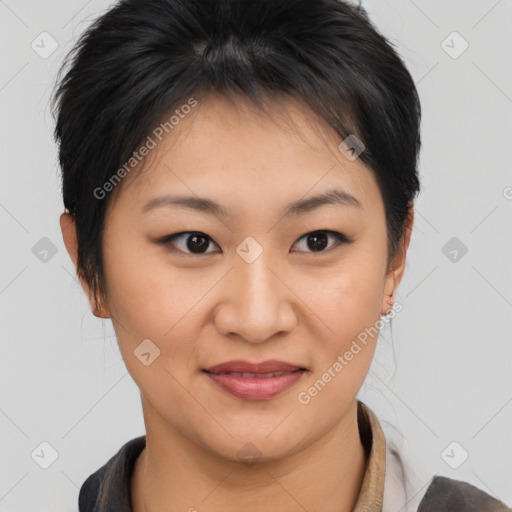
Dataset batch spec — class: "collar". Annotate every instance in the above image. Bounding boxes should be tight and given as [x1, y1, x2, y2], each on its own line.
[353, 400, 387, 511]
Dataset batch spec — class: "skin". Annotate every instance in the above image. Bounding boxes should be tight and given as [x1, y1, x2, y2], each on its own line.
[61, 93, 413, 512]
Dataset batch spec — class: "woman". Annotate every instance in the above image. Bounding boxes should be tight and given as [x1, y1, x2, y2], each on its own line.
[52, 0, 511, 510]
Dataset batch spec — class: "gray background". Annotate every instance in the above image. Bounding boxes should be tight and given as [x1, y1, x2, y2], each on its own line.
[1, 0, 511, 510]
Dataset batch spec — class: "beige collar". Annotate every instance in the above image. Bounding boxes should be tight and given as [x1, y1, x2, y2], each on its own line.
[352, 400, 387, 512]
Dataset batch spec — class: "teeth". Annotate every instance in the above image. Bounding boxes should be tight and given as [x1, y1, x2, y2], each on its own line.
[217, 371, 290, 378]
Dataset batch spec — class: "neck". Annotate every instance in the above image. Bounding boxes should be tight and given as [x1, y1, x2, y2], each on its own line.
[131, 400, 367, 512]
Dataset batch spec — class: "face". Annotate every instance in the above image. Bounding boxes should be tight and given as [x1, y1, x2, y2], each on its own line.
[62, 93, 411, 463]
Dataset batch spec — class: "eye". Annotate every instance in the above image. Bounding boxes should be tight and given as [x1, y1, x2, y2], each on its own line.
[157, 231, 220, 255]
[156, 230, 352, 256]
[291, 230, 352, 253]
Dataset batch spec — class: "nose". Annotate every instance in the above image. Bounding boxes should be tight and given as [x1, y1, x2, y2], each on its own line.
[213, 251, 297, 344]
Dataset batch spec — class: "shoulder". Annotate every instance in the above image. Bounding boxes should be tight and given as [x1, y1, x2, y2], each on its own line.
[418, 475, 511, 512]
[78, 435, 146, 512]
[373, 411, 510, 512]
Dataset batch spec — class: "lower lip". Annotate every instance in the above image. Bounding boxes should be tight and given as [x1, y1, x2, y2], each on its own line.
[204, 370, 306, 400]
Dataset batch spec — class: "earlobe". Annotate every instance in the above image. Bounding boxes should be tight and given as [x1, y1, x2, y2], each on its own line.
[380, 207, 415, 316]
[59, 212, 110, 319]
[381, 272, 396, 316]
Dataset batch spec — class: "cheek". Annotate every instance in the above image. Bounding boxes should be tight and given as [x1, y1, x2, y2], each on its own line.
[101, 235, 205, 373]
[103, 229, 199, 329]
[292, 249, 386, 405]
[293, 265, 382, 420]
[299, 250, 385, 340]
[102, 254, 202, 411]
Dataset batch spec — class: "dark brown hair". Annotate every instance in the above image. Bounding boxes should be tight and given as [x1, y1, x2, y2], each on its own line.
[52, 0, 421, 311]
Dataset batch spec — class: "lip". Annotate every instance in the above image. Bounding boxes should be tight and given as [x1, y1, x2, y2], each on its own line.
[202, 359, 307, 401]
[204, 359, 305, 374]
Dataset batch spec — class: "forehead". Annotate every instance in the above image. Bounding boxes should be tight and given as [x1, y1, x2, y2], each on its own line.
[109, 93, 380, 214]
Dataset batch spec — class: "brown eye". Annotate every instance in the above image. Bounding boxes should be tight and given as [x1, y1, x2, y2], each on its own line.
[291, 230, 351, 253]
[158, 232, 220, 255]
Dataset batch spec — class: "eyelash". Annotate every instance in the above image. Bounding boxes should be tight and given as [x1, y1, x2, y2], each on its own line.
[155, 230, 352, 256]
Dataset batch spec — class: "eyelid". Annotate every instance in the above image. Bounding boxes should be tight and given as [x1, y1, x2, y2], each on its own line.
[155, 231, 220, 255]
[291, 230, 353, 253]
[155, 230, 352, 255]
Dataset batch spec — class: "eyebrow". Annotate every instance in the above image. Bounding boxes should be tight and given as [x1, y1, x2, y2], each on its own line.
[141, 188, 362, 218]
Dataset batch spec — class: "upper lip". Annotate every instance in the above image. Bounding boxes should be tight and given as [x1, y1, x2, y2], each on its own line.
[203, 360, 306, 374]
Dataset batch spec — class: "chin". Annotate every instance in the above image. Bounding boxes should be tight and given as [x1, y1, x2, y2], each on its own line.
[198, 425, 308, 466]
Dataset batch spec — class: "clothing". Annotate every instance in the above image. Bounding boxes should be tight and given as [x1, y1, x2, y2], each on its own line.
[78, 400, 511, 511]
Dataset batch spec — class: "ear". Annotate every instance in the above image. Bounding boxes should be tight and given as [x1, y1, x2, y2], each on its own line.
[60, 212, 110, 318]
[381, 206, 414, 315]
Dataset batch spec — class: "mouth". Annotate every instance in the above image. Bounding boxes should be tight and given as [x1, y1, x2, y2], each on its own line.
[206, 370, 303, 378]
[202, 360, 307, 400]
[203, 359, 307, 374]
